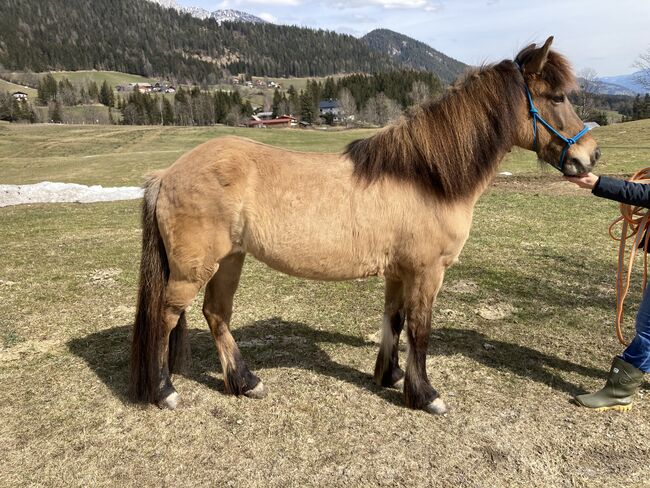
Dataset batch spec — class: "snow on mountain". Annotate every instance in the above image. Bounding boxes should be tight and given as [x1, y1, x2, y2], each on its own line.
[149, 0, 266, 24]
[184, 6, 211, 19]
[211, 9, 266, 24]
[152, 0, 178, 8]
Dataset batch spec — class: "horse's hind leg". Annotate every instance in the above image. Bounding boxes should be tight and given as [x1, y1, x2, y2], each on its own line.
[157, 278, 204, 409]
[202, 252, 267, 399]
[374, 279, 406, 389]
[156, 228, 229, 409]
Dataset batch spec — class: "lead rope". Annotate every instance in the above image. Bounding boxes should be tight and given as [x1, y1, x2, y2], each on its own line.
[609, 167, 650, 345]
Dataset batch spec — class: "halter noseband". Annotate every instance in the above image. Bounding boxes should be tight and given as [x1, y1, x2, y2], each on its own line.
[515, 61, 591, 173]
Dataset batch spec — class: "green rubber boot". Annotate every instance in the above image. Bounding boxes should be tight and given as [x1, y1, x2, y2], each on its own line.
[574, 356, 644, 412]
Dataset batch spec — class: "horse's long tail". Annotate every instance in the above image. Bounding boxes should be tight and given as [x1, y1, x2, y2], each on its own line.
[130, 173, 189, 403]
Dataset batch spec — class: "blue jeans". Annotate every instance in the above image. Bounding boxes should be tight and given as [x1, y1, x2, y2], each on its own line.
[622, 285, 650, 372]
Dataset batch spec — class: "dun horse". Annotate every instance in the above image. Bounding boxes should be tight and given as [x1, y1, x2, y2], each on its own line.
[131, 37, 600, 414]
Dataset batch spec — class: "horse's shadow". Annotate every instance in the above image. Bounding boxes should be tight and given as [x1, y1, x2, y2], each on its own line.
[68, 318, 613, 405]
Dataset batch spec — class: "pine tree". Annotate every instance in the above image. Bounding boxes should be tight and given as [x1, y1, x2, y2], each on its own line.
[49, 100, 63, 123]
[162, 97, 174, 125]
[99, 81, 114, 107]
[271, 88, 282, 118]
[287, 85, 299, 116]
[88, 81, 99, 103]
[322, 77, 336, 99]
[37, 74, 58, 105]
[299, 90, 314, 123]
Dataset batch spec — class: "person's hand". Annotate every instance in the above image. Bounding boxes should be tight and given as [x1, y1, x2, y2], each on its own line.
[564, 172, 599, 190]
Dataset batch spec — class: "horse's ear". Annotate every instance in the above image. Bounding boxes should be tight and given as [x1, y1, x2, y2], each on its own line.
[523, 36, 554, 74]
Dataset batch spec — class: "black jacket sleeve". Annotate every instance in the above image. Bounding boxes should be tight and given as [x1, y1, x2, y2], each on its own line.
[592, 176, 650, 209]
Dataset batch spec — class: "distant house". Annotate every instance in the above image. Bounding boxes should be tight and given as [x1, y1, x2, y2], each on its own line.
[319, 99, 340, 116]
[165, 86, 176, 94]
[255, 111, 274, 120]
[12, 91, 28, 101]
[136, 83, 152, 93]
[247, 115, 296, 128]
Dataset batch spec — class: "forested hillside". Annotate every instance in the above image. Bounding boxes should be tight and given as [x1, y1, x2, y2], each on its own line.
[0, 0, 396, 82]
[361, 29, 467, 84]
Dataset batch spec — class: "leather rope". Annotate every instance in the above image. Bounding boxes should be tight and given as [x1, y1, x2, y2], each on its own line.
[609, 167, 650, 345]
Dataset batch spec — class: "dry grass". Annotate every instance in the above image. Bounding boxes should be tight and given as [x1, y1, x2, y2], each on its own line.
[2, 122, 650, 486]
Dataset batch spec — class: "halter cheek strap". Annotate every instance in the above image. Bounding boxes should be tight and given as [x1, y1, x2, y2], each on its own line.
[516, 62, 591, 173]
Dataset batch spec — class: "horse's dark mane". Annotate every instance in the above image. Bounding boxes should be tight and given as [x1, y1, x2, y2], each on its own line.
[344, 46, 577, 201]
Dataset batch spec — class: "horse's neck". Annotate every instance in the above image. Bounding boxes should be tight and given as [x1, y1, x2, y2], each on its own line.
[446, 83, 523, 202]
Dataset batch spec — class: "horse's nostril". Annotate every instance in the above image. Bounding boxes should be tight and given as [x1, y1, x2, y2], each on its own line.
[591, 148, 601, 165]
[568, 157, 581, 167]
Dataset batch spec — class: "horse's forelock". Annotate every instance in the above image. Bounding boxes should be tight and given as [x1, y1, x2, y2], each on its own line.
[515, 45, 578, 93]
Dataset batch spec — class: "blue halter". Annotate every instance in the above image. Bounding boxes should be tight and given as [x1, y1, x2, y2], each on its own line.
[516, 62, 591, 173]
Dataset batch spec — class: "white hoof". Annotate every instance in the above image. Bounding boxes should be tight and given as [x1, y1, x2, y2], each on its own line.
[243, 381, 267, 399]
[424, 398, 448, 415]
[392, 377, 404, 391]
[158, 391, 180, 410]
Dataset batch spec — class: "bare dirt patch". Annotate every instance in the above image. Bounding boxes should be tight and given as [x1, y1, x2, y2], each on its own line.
[475, 301, 517, 321]
[0, 339, 62, 362]
[87, 268, 122, 286]
[445, 279, 480, 294]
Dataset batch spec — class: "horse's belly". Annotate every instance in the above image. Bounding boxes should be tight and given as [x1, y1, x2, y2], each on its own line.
[243, 232, 386, 281]
[248, 247, 383, 281]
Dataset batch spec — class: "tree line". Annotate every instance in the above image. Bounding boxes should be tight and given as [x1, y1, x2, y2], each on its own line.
[118, 87, 253, 126]
[35, 74, 115, 107]
[114, 69, 442, 127]
[623, 94, 650, 121]
[264, 70, 443, 126]
[0, 0, 396, 83]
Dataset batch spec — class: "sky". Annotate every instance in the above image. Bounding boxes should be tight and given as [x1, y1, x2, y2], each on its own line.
[177, 0, 650, 76]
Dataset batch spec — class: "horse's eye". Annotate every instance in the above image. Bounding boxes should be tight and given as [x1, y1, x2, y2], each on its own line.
[552, 94, 565, 104]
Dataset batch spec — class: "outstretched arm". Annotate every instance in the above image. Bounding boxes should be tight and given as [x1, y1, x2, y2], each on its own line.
[564, 173, 650, 209]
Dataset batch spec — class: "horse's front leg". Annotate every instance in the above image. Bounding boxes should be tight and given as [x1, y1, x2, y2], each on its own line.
[403, 268, 448, 415]
[374, 279, 406, 389]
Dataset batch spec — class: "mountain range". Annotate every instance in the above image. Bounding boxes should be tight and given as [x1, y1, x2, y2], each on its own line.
[361, 29, 467, 84]
[0, 0, 640, 93]
[147, 0, 467, 82]
[598, 72, 647, 95]
[150, 0, 266, 24]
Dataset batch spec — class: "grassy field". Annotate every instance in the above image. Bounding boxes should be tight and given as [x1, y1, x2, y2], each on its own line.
[1, 120, 650, 186]
[32, 104, 113, 125]
[2, 69, 341, 110]
[7, 70, 156, 88]
[0, 78, 38, 98]
[2, 121, 650, 486]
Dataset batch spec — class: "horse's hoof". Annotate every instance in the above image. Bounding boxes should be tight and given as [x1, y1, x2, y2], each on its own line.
[158, 390, 180, 410]
[243, 381, 267, 399]
[424, 398, 448, 415]
[392, 377, 404, 391]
